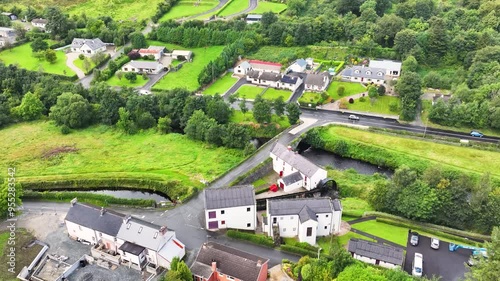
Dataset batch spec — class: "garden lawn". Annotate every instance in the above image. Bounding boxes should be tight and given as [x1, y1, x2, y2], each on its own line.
[327, 169, 388, 198]
[152, 44, 224, 91]
[0, 121, 245, 197]
[230, 111, 290, 128]
[327, 81, 365, 100]
[261, 88, 292, 101]
[0, 43, 75, 76]
[321, 126, 500, 178]
[298, 92, 322, 105]
[218, 0, 249, 16]
[73, 57, 96, 74]
[341, 197, 374, 217]
[203, 73, 238, 95]
[159, 0, 219, 21]
[248, 46, 350, 63]
[234, 85, 265, 100]
[251, 1, 287, 13]
[318, 233, 375, 252]
[66, 0, 164, 21]
[347, 95, 401, 115]
[106, 74, 148, 87]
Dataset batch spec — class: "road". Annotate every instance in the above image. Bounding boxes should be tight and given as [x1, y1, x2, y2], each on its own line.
[225, 0, 258, 19]
[180, 0, 229, 22]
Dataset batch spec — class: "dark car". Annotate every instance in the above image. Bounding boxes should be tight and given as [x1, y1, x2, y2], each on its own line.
[410, 232, 419, 246]
[470, 131, 484, 137]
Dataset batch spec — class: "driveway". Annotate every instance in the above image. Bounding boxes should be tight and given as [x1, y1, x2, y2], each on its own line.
[141, 70, 169, 91]
[65, 52, 85, 79]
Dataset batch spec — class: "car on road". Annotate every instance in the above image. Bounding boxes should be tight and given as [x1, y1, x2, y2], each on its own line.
[348, 114, 360, 121]
[470, 131, 484, 137]
[412, 253, 424, 277]
[77, 238, 91, 245]
[430, 238, 440, 250]
[410, 232, 419, 246]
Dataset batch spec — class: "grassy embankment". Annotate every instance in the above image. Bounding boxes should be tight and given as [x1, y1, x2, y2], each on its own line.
[251, 1, 287, 13]
[248, 45, 350, 63]
[159, 0, 219, 21]
[0, 229, 42, 281]
[218, 0, 249, 17]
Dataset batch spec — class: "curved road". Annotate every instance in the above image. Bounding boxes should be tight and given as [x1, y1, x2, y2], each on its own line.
[180, 0, 229, 22]
[225, 0, 258, 19]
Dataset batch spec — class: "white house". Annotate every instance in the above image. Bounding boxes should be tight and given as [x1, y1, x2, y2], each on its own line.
[246, 14, 263, 24]
[369, 59, 402, 77]
[122, 60, 164, 74]
[249, 60, 282, 73]
[279, 74, 303, 92]
[263, 198, 343, 245]
[137, 46, 165, 60]
[31, 18, 48, 30]
[347, 238, 404, 269]
[171, 50, 193, 61]
[71, 38, 106, 54]
[204, 185, 257, 231]
[288, 59, 307, 73]
[341, 65, 387, 85]
[270, 143, 327, 192]
[304, 72, 330, 92]
[235, 60, 252, 75]
[246, 70, 281, 88]
[0, 27, 16, 47]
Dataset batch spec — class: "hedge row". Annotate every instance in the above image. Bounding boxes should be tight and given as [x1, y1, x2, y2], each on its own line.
[23, 190, 156, 207]
[280, 245, 317, 257]
[284, 239, 320, 252]
[215, 0, 235, 16]
[342, 210, 363, 218]
[227, 230, 274, 247]
[230, 158, 272, 186]
[364, 211, 491, 242]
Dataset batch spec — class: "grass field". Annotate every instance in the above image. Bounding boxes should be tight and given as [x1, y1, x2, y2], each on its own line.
[66, 0, 164, 21]
[218, 0, 249, 16]
[342, 197, 374, 217]
[248, 45, 350, 63]
[107, 74, 148, 87]
[251, 1, 288, 13]
[298, 92, 322, 105]
[159, 0, 219, 21]
[230, 111, 290, 128]
[152, 43, 224, 91]
[347, 95, 401, 115]
[261, 88, 292, 101]
[234, 85, 265, 100]
[203, 73, 238, 95]
[0, 121, 245, 196]
[321, 126, 500, 178]
[327, 81, 365, 101]
[73, 57, 96, 74]
[0, 43, 75, 76]
[0, 229, 41, 280]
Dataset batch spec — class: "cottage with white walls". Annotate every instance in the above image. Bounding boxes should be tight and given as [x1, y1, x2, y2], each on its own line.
[287, 59, 307, 73]
[31, 18, 48, 30]
[304, 72, 330, 92]
[171, 50, 193, 61]
[270, 143, 327, 192]
[262, 198, 343, 245]
[71, 38, 106, 54]
[121, 60, 164, 74]
[235, 61, 252, 75]
[137, 46, 165, 60]
[368, 59, 402, 77]
[341, 65, 387, 85]
[248, 60, 282, 73]
[348, 238, 404, 269]
[279, 74, 303, 92]
[204, 185, 257, 231]
[246, 70, 281, 88]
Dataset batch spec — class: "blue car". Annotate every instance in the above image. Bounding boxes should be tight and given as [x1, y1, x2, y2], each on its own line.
[470, 131, 484, 137]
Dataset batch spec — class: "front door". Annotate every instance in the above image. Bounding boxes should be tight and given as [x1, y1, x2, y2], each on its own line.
[279, 171, 283, 177]
[279, 182, 284, 189]
[208, 221, 218, 229]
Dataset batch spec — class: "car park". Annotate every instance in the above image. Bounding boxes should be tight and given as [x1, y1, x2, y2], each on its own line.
[348, 114, 360, 121]
[412, 253, 423, 277]
[470, 131, 484, 137]
[430, 238, 440, 250]
[410, 232, 419, 246]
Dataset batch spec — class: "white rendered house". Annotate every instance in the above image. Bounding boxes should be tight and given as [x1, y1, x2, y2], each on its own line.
[262, 198, 343, 245]
[71, 38, 106, 54]
[368, 59, 402, 77]
[204, 185, 257, 231]
[122, 60, 164, 74]
[235, 61, 252, 75]
[341, 66, 386, 85]
[270, 143, 327, 192]
[304, 73, 330, 92]
[287, 59, 307, 73]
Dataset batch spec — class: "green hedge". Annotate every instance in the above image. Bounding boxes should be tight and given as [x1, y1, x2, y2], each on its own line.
[284, 239, 320, 252]
[23, 190, 156, 207]
[230, 158, 272, 186]
[280, 245, 317, 257]
[342, 210, 363, 218]
[227, 230, 274, 247]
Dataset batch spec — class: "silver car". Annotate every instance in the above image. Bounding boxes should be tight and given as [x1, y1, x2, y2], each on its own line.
[430, 238, 440, 250]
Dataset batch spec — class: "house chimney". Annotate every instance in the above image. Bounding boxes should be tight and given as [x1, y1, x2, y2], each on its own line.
[159, 226, 167, 235]
[70, 198, 77, 206]
[257, 260, 262, 267]
[211, 261, 217, 272]
[287, 146, 292, 151]
[123, 215, 131, 224]
[100, 207, 106, 216]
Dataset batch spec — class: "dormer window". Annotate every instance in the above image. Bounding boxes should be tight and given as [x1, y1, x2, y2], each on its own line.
[354, 70, 360, 74]
[154, 232, 158, 239]
[138, 227, 143, 233]
[377, 72, 383, 76]
[126, 223, 131, 229]
[366, 71, 371, 75]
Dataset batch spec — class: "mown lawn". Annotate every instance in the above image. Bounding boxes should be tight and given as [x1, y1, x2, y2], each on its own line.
[347, 95, 401, 115]
[327, 81, 365, 100]
[159, 0, 219, 21]
[152, 43, 224, 91]
[251, 1, 287, 13]
[107, 74, 148, 87]
[0, 43, 75, 76]
[203, 73, 238, 95]
[230, 111, 290, 128]
[318, 232, 375, 252]
[234, 85, 265, 100]
[341, 197, 374, 217]
[66, 0, 164, 21]
[261, 88, 292, 101]
[248, 46, 350, 64]
[321, 126, 500, 178]
[298, 92, 322, 105]
[218, 0, 249, 16]
[0, 121, 246, 195]
[73, 57, 96, 74]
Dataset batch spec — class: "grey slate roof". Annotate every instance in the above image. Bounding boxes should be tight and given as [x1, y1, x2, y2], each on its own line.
[268, 198, 334, 217]
[126, 60, 162, 69]
[369, 59, 401, 72]
[332, 199, 342, 211]
[119, 241, 145, 256]
[116, 217, 173, 251]
[348, 238, 404, 265]
[259, 71, 280, 82]
[204, 185, 255, 210]
[190, 262, 214, 278]
[237, 61, 251, 69]
[304, 73, 329, 87]
[281, 171, 303, 185]
[294, 59, 307, 67]
[246, 14, 263, 20]
[298, 206, 317, 223]
[32, 18, 48, 24]
[64, 203, 125, 236]
[191, 242, 268, 281]
[247, 70, 260, 79]
[71, 38, 105, 51]
[270, 142, 322, 177]
[341, 66, 386, 80]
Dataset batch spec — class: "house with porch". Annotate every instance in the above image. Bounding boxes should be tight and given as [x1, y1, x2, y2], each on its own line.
[348, 238, 404, 269]
[121, 60, 164, 74]
[304, 72, 330, 92]
[263, 198, 343, 245]
[248, 60, 282, 73]
[368, 59, 402, 78]
[341, 65, 387, 85]
[191, 242, 269, 281]
[270, 143, 327, 192]
[246, 70, 281, 88]
[71, 38, 106, 54]
[204, 185, 256, 231]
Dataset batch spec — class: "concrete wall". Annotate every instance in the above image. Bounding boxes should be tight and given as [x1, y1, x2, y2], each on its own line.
[237, 161, 272, 185]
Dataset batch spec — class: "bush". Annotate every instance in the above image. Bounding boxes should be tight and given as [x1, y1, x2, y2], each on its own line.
[227, 230, 274, 247]
[78, 54, 85, 60]
[348, 98, 354, 104]
[280, 245, 317, 257]
[337, 86, 345, 96]
[389, 101, 399, 112]
[60, 125, 70, 134]
[128, 51, 141, 60]
[359, 97, 366, 102]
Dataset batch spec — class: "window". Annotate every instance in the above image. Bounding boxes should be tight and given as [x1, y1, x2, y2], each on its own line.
[221, 210, 225, 215]
[293, 228, 296, 231]
[126, 223, 131, 229]
[99, 232, 102, 237]
[283, 228, 286, 232]
[290, 216, 293, 220]
[377, 72, 383, 76]
[306, 227, 312, 237]
[247, 223, 251, 227]
[316, 215, 318, 218]
[78, 226, 82, 231]
[354, 70, 360, 74]
[221, 220, 225, 225]
[280, 217, 284, 220]
[366, 71, 371, 75]
[219, 272, 223, 276]
[247, 207, 251, 212]
[154, 232, 158, 239]
[273, 217, 277, 224]
[326, 215, 329, 218]
[324, 226, 328, 230]
[138, 227, 143, 233]
[208, 211, 216, 219]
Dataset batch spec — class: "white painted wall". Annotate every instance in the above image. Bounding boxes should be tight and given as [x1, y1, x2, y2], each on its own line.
[65, 220, 97, 244]
[379, 261, 399, 269]
[278, 178, 303, 192]
[205, 204, 256, 230]
[235, 64, 250, 75]
[98, 232, 118, 251]
[354, 254, 376, 265]
[288, 64, 305, 73]
[315, 212, 333, 236]
[298, 220, 318, 245]
[268, 215, 299, 238]
[332, 210, 342, 233]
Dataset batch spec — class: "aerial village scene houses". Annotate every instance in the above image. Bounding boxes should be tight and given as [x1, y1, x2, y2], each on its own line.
[70, 38, 107, 54]
[341, 59, 402, 85]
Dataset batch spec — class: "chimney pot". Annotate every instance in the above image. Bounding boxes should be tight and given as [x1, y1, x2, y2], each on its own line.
[211, 261, 217, 272]
[257, 260, 262, 267]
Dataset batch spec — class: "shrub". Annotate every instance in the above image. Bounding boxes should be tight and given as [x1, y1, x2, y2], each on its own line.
[123, 46, 133, 54]
[359, 97, 366, 102]
[227, 230, 274, 247]
[348, 98, 354, 104]
[78, 54, 85, 60]
[280, 245, 317, 257]
[127, 51, 141, 60]
[60, 125, 70, 134]
[337, 86, 345, 96]
[389, 101, 399, 112]
[378, 85, 386, 96]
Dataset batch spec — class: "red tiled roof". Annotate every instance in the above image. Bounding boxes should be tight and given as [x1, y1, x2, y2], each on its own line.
[138, 49, 161, 54]
[249, 60, 282, 67]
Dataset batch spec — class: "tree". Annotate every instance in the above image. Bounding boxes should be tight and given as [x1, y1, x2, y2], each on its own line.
[31, 38, 49, 52]
[465, 226, 500, 281]
[394, 29, 418, 58]
[12, 91, 44, 121]
[287, 0, 306, 16]
[395, 71, 422, 120]
[130, 32, 147, 49]
[184, 110, 213, 141]
[206, 95, 231, 124]
[124, 72, 137, 83]
[44, 6, 70, 38]
[49, 93, 93, 129]
[368, 86, 378, 99]
[375, 14, 405, 47]
[260, 12, 278, 30]
[253, 96, 272, 124]
[44, 49, 57, 64]
[337, 86, 346, 96]
[82, 58, 91, 73]
[378, 85, 386, 96]
[286, 102, 301, 125]
[239, 98, 248, 115]
[273, 96, 286, 116]
[402, 55, 418, 72]
[0, 180, 23, 219]
[222, 123, 251, 149]
[12, 22, 26, 40]
[136, 112, 156, 129]
[116, 107, 137, 134]
[157, 116, 172, 134]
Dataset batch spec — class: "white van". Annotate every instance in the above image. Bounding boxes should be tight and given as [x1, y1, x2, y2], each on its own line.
[412, 253, 423, 277]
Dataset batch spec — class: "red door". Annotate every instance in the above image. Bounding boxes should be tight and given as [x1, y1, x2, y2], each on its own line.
[279, 182, 284, 189]
[279, 171, 283, 177]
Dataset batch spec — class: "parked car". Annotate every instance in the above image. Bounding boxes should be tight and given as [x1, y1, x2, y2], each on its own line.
[77, 238, 91, 245]
[412, 253, 424, 277]
[348, 114, 360, 121]
[470, 131, 484, 137]
[410, 232, 419, 246]
[430, 238, 440, 250]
